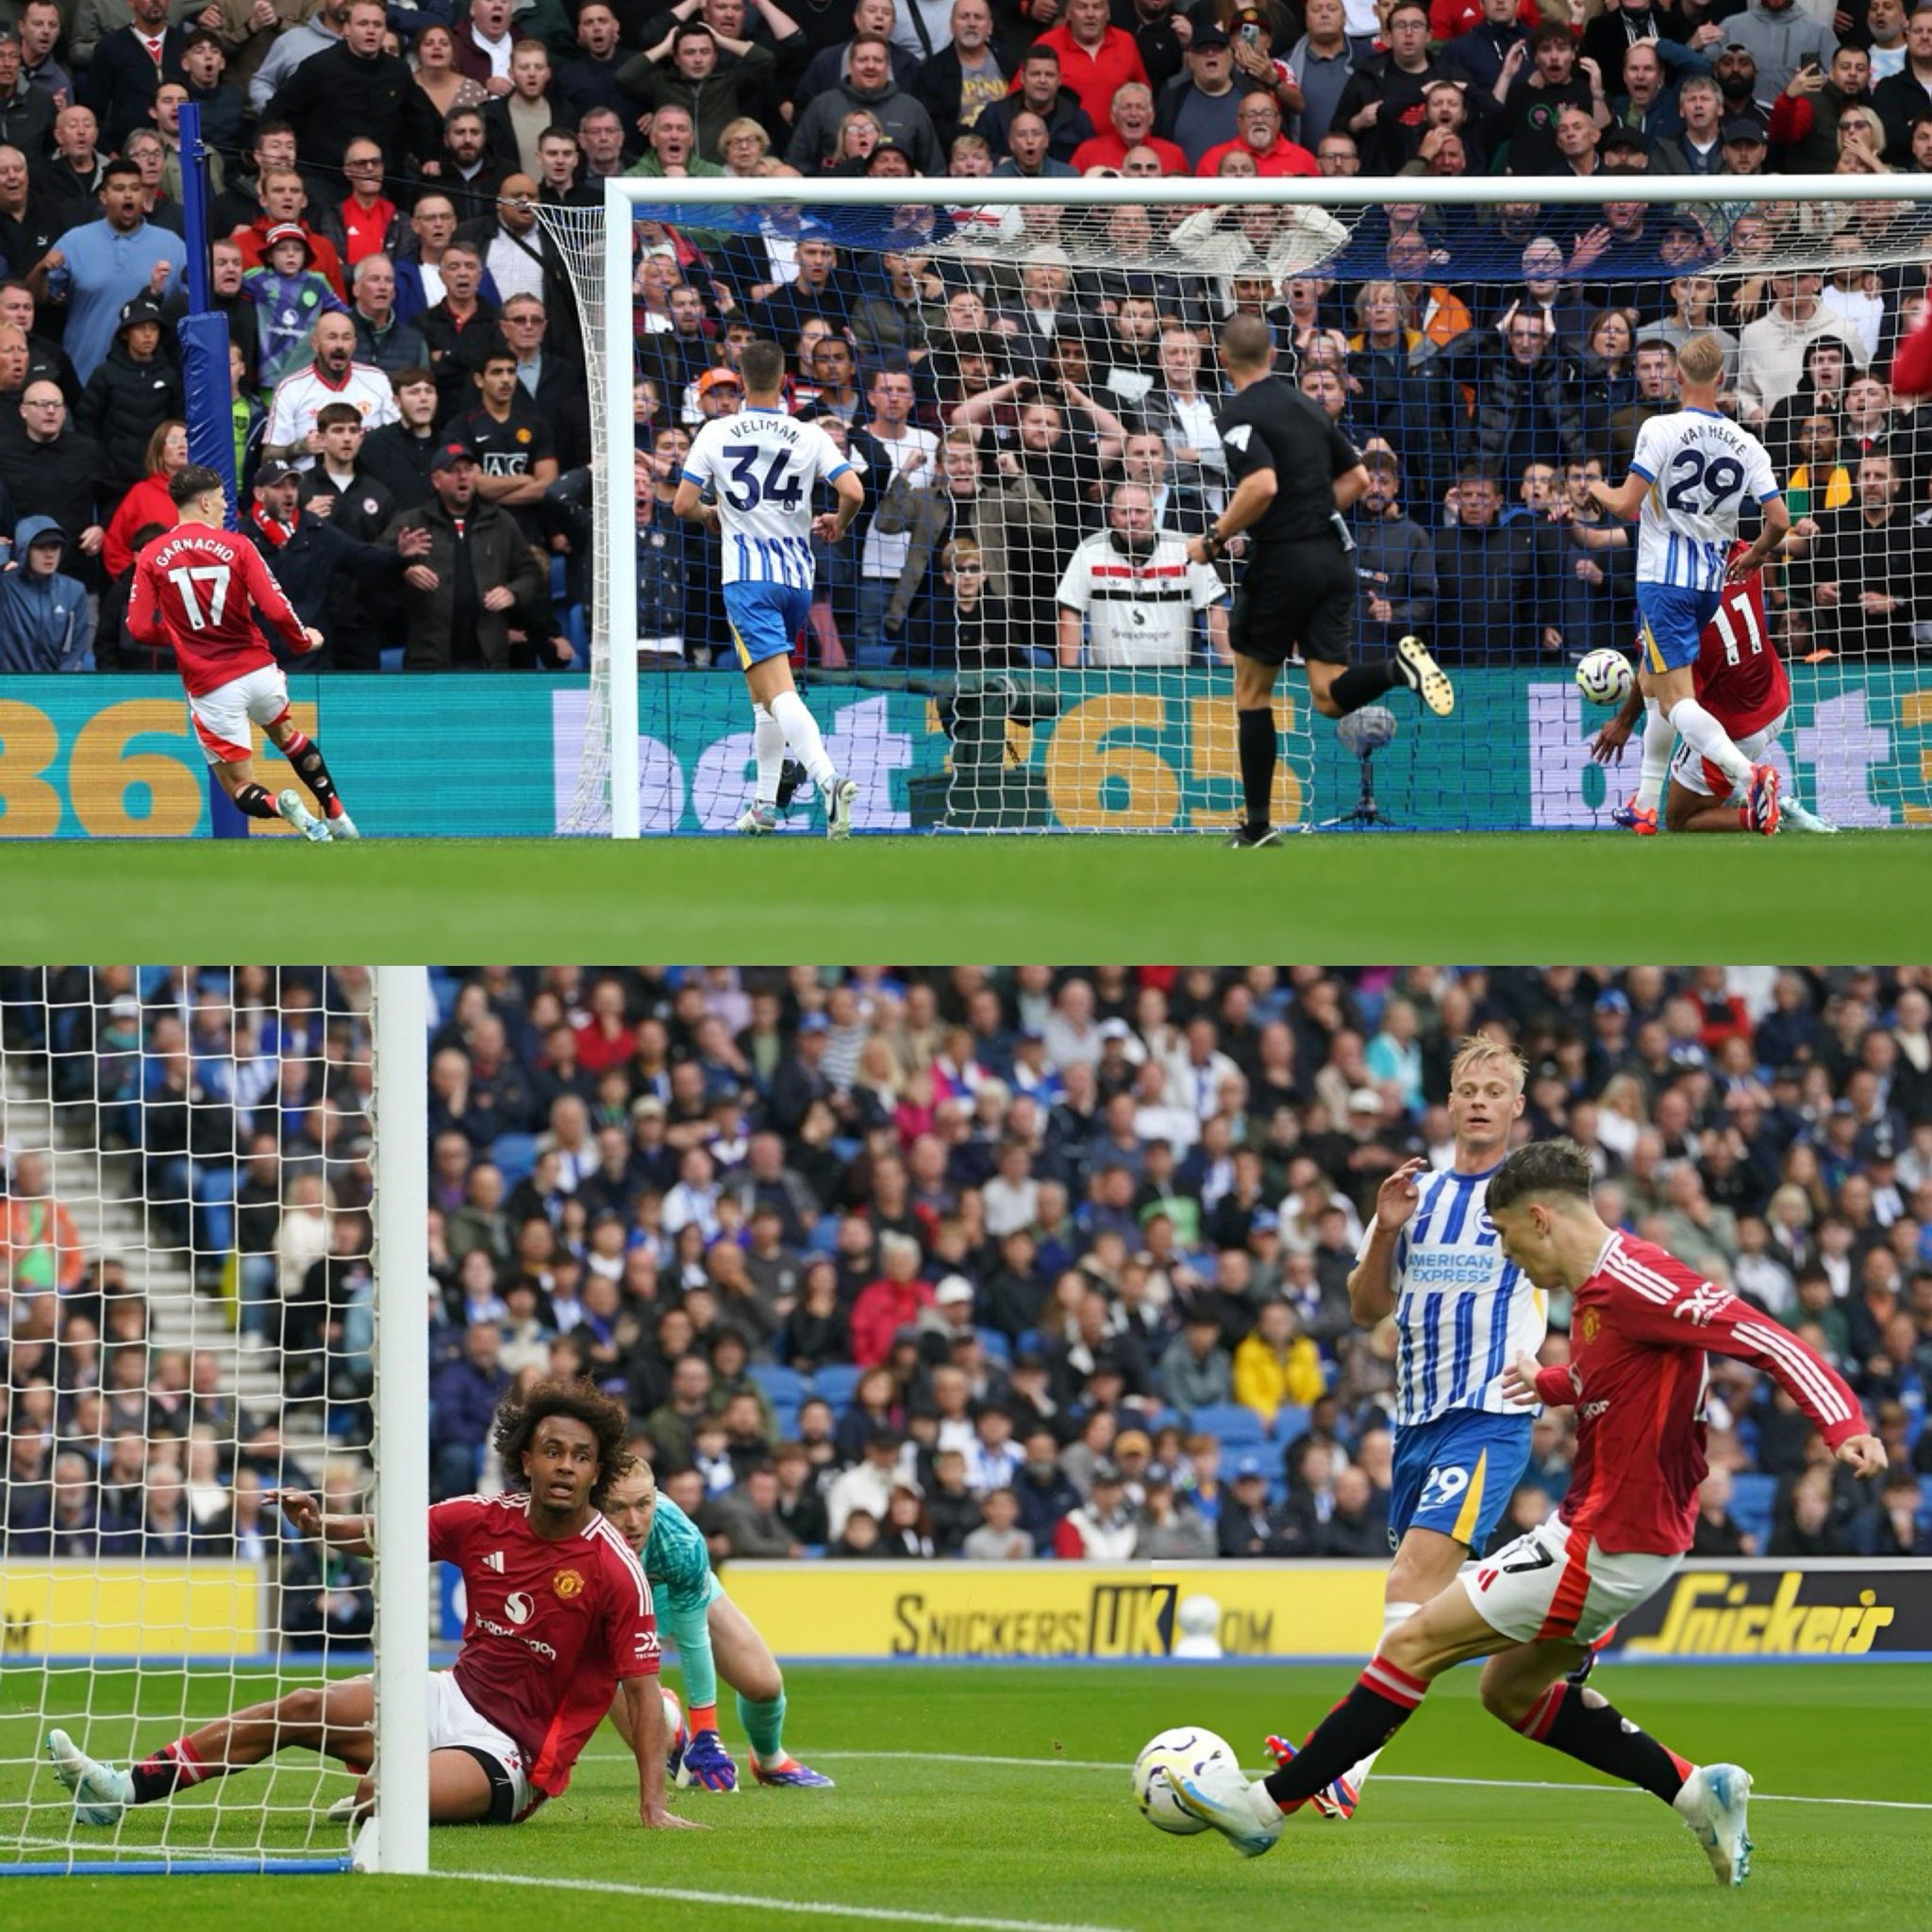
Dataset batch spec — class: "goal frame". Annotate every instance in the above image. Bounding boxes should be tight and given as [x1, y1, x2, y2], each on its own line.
[1, 967, 430, 1880]
[594, 172, 1930, 840]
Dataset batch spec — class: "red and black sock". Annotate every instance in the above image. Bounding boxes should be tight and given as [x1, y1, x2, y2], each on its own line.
[282, 731, 343, 819]
[229, 783, 279, 821]
[1237, 706, 1276, 831]
[129, 1739, 215, 1805]
[1260, 1657, 1428, 1809]
[1329, 658, 1405, 716]
[1514, 1683, 1690, 1805]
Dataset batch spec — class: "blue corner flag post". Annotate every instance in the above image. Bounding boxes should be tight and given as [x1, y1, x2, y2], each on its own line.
[177, 102, 248, 839]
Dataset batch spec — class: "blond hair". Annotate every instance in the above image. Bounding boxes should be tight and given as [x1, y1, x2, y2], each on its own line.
[1447, 1033, 1527, 1092]
[1676, 333, 1724, 387]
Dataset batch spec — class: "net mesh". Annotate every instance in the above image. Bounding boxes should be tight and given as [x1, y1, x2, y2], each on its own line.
[536, 184, 1932, 835]
[0, 968, 381, 1873]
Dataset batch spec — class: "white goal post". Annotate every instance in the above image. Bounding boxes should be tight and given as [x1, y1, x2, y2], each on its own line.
[0, 966, 428, 1879]
[534, 173, 1932, 838]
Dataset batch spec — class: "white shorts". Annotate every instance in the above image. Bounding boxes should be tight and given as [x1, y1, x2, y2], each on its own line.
[426, 1669, 541, 1824]
[1670, 708, 1787, 799]
[1458, 1515, 1681, 1647]
[188, 664, 291, 766]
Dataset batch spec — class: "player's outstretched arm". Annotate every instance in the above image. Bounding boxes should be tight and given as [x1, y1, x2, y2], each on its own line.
[810, 467, 864, 547]
[267, 1487, 375, 1552]
[1345, 1157, 1426, 1325]
[621, 1674, 703, 1830]
[1588, 473, 1648, 522]
[1726, 492, 1790, 582]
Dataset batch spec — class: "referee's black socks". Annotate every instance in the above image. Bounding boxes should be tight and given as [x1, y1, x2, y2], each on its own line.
[1237, 707, 1276, 831]
[1329, 658, 1407, 715]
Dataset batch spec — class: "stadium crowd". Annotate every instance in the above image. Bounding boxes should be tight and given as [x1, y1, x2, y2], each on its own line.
[4, 965, 1932, 1612]
[0, 0, 1925, 676]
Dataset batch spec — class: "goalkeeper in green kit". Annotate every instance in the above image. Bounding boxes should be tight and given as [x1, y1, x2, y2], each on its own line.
[601, 1458, 833, 1790]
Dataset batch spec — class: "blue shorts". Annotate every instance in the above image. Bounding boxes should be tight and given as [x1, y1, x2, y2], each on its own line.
[1389, 1407, 1532, 1556]
[724, 580, 811, 669]
[1636, 582, 1721, 675]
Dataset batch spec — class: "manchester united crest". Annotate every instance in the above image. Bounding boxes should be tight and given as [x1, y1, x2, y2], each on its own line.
[553, 1568, 585, 1600]
[1580, 1308, 1600, 1346]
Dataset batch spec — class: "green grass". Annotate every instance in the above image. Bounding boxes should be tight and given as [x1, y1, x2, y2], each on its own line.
[3, 833, 1931, 958]
[3, 1662, 1927, 1928]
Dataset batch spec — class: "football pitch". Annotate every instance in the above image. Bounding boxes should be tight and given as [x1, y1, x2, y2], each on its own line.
[3, 832, 1930, 958]
[3, 1661, 1926, 1930]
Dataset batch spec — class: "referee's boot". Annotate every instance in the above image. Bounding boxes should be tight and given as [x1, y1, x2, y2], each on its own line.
[1397, 635, 1455, 717]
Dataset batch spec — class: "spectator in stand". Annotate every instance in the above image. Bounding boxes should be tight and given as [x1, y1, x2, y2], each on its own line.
[1054, 1458, 1138, 1557]
[90, 0, 187, 155]
[33, 160, 184, 386]
[0, 380, 105, 567]
[786, 32, 941, 173]
[381, 440, 551, 668]
[428, 1318, 509, 1497]
[975, 43, 1093, 163]
[1195, 90, 1319, 177]
[78, 294, 182, 509]
[1333, 2, 1451, 175]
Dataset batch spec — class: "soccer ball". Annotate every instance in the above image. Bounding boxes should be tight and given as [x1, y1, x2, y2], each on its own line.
[1132, 1726, 1239, 1836]
[660, 1686, 690, 1774]
[1576, 648, 1635, 707]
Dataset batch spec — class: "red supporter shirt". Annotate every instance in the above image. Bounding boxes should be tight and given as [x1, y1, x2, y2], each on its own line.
[1533, 1232, 1861, 1557]
[1027, 24, 1149, 128]
[1068, 130, 1191, 175]
[1193, 134, 1320, 177]
[430, 1493, 660, 1796]
[1695, 551, 1789, 742]
[128, 525, 308, 698]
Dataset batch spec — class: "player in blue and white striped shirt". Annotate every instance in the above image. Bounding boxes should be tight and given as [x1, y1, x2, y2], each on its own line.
[673, 339, 866, 838]
[1588, 334, 1790, 837]
[1310, 1037, 1541, 1821]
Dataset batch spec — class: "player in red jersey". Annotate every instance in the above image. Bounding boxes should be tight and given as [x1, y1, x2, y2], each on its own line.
[1591, 541, 1834, 835]
[47, 1381, 699, 1834]
[127, 462, 377, 843]
[1170, 1139, 1885, 1887]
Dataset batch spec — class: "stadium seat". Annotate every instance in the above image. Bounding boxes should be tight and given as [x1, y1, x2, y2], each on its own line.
[770, 1403, 799, 1443]
[809, 1214, 841, 1254]
[750, 1363, 806, 1408]
[975, 1325, 1011, 1363]
[1272, 1405, 1311, 1446]
[813, 1363, 861, 1410]
[1729, 1473, 1777, 1545]
[1188, 1402, 1270, 1455]
[489, 1132, 539, 1185]
[1919, 1475, 1932, 1524]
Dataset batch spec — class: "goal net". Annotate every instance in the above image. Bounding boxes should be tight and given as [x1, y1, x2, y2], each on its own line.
[0, 966, 427, 1877]
[538, 174, 1932, 838]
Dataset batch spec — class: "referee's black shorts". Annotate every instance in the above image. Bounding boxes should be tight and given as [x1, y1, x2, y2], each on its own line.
[1227, 532, 1357, 669]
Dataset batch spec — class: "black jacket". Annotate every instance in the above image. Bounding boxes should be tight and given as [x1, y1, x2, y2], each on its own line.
[268, 42, 441, 177]
[359, 419, 438, 510]
[0, 427, 105, 546]
[85, 25, 188, 153]
[242, 510, 404, 665]
[77, 344, 182, 495]
[379, 491, 546, 669]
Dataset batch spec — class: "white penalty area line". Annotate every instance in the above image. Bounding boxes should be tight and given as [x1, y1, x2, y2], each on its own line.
[435, 1870, 1132, 1932]
[589, 1749, 1932, 1813]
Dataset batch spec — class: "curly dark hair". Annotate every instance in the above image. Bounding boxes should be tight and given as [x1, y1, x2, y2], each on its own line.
[1487, 1137, 1593, 1214]
[491, 1379, 632, 1507]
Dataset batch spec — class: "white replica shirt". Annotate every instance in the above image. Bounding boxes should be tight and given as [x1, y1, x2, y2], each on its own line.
[1056, 529, 1225, 667]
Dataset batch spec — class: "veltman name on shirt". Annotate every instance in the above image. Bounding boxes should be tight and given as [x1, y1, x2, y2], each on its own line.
[1404, 1250, 1507, 1288]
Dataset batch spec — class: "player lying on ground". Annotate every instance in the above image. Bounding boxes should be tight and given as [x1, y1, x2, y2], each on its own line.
[673, 337, 865, 839]
[1587, 333, 1789, 837]
[1170, 1136, 1885, 1885]
[601, 1457, 833, 1790]
[127, 462, 413, 842]
[1592, 540, 1833, 836]
[1317, 1036, 1540, 1822]
[1184, 313, 1453, 848]
[48, 1380, 697, 1832]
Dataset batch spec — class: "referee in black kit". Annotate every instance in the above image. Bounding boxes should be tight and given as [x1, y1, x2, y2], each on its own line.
[1186, 315, 1455, 847]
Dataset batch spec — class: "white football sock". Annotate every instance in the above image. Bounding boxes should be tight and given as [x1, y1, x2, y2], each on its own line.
[1667, 696, 1753, 791]
[752, 703, 785, 807]
[768, 688, 837, 789]
[1635, 698, 1674, 811]
[1335, 1602, 1420, 1801]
